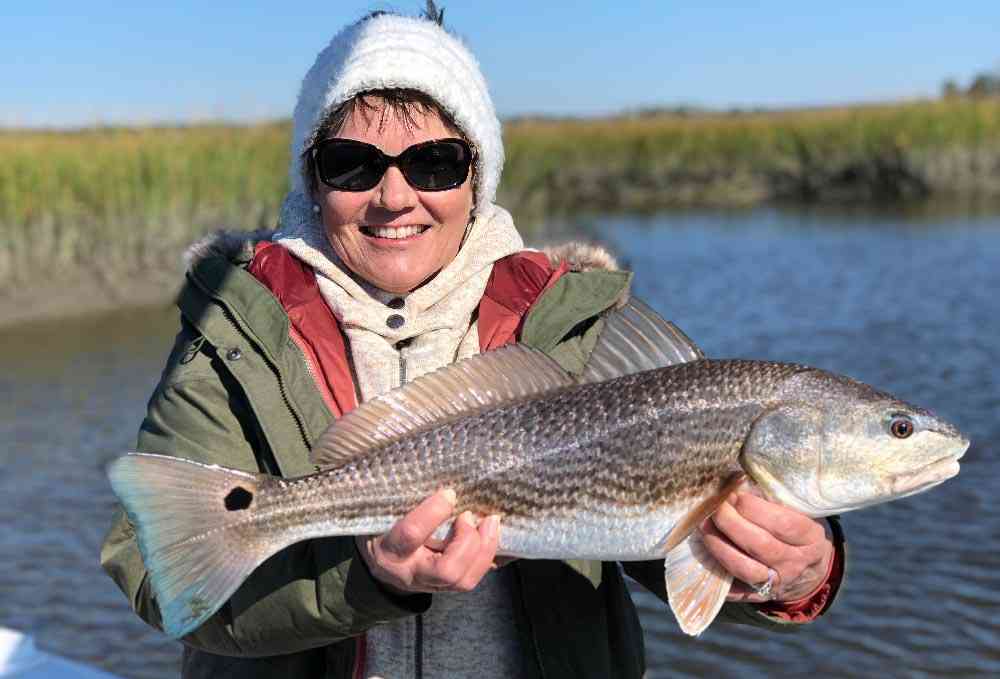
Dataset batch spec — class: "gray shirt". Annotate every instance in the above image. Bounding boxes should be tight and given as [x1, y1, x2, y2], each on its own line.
[364, 567, 532, 679]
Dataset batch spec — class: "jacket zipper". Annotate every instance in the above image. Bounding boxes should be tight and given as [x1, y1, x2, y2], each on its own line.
[415, 613, 423, 679]
[396, 338, 410, 388]
[287, 324, 339, 415]
[395, 337, 419, 679]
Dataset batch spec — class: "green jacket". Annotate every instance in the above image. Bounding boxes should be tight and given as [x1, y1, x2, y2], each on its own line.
[101, 235, 843, 679]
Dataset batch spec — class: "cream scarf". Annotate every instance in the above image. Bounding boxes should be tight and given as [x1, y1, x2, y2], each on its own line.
[274, 204, 523, 400]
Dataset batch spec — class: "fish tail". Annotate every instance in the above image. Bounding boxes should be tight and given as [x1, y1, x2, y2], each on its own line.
[107, 453, 277, 639]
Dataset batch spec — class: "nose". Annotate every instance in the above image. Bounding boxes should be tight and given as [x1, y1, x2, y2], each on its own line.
[372, 166, 418, 212]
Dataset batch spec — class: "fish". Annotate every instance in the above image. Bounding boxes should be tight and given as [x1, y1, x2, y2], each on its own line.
[107, 299, 969, 640]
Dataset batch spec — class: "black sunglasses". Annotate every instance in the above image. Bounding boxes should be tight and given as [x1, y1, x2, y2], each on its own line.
[308, 137, 473, 192]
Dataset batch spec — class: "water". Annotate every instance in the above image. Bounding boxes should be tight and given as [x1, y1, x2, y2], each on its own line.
[2, 208, 998, 678]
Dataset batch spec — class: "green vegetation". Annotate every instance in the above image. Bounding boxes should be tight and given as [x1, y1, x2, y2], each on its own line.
[503, 98, 1000, 212]
[0, 122, 289, 285]
[3, 99, 1000, 288]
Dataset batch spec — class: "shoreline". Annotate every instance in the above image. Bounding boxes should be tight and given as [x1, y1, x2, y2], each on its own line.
[3, 199, 998, 330]
[500, 146, 1000, 216]
[0, 269, 181, 330]
[4, 99, 999, 327]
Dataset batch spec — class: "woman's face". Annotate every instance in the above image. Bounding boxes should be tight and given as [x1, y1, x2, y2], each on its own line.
[316, 102, 474, 294]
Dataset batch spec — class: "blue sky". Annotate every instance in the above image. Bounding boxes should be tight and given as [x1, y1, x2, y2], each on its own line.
[2, 1, 998, 128]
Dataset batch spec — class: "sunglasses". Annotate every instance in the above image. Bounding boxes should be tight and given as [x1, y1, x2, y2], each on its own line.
[308, 137, 474, 192]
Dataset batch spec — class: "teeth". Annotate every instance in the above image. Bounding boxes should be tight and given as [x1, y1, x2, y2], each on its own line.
[365, 225, 428, 239]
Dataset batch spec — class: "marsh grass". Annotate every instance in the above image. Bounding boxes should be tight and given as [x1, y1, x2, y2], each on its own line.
[502, 99, 1000, 209]
[507, 98, 1000, 165]
[0, 122, 289, 286]
[2, 99, 999, 286]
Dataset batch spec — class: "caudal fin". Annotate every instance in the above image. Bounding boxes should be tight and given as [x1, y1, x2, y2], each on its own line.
[107, 453, 277, 639]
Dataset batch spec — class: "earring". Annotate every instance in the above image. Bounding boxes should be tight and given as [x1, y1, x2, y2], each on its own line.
[312, 203, 321, 214]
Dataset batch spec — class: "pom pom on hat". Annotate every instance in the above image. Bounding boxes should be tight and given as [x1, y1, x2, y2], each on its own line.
[286, 9, 502, 220]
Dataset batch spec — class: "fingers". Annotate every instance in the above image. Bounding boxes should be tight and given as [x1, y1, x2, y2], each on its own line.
[467, 515, 502, 584]
[703, 493, 836, 603]
[430, 512, 482, 585]
[710, 499, 790, 567]
[701, 513, 771, 590]
[358, 489, 503, 595]
[424, 513, 501, 591]
[730, 493, 825, 546]
[438, 515, 500, 592]
[381, 489, 457, 559]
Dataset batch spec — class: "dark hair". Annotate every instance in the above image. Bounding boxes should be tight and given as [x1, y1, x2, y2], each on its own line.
[302, 88, 470, 198]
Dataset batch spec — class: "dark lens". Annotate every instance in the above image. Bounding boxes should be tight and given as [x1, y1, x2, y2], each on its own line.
[316, 141, 384, 191]
[402, 140, 471, 190]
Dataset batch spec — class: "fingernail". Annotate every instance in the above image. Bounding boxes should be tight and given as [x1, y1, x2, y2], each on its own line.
[486, 515, 500, 538]
[461, 511, 474, 525]
[442, 489, 457, 505]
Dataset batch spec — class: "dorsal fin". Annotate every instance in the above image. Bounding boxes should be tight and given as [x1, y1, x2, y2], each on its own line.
[310, 344, 576, 469]
[581, 298, 704, 384]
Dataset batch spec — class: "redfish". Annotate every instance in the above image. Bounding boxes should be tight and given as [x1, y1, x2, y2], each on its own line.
[108, 300, 967, 639]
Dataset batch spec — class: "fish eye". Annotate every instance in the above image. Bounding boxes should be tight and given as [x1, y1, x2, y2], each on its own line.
[890, 416, 914, 439]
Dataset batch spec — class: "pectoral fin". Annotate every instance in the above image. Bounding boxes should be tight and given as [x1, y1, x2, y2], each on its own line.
[664, 530, 733, 636]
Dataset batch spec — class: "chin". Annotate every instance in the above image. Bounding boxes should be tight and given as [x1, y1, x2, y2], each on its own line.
[378, 279, 417, 294]
[372, 258, 441, 293]
[367, 270, 427, 294]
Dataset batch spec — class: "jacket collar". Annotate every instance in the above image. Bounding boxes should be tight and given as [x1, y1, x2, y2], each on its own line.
[182, 229, 629, 369]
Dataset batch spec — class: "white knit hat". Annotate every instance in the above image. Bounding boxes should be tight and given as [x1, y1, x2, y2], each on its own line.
[280, 10, 503, 232]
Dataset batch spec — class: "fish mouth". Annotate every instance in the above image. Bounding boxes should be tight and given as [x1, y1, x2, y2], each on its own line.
[889, 440, 968, 497]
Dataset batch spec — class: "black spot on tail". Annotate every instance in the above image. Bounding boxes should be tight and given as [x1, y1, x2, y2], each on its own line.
[224, 487, 253, 511]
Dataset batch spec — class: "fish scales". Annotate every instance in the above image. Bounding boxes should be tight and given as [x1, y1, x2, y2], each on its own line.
[242, 360, 801, 549]
[108, 303, 969, 639]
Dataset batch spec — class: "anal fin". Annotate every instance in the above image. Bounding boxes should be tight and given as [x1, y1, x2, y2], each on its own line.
[665, 530, 733, 636]
[660, 473, 745, 636]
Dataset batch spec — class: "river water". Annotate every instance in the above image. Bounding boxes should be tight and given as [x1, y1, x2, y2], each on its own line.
[1, 208, 997, 678]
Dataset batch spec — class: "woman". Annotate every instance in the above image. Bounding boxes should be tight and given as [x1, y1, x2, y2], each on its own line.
[102, 7, 844, 678]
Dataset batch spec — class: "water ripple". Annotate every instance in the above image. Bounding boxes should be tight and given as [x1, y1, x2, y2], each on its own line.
[2, 210, 998, 678]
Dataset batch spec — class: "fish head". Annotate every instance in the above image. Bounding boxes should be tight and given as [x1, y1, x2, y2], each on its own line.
[741, 368, 969, 517]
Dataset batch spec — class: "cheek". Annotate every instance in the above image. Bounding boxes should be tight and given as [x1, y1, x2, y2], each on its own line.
[422, 185, 474, 234]
[819, 435, 886, 502]
[321, 189, 368, 225]
[320, 191, 370, 258]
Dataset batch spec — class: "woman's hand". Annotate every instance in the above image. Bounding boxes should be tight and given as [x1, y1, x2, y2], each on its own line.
[356, 489, 501, 595]
[702, 491, 834, 603]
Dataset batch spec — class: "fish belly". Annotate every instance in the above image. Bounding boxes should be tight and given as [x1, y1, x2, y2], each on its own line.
[494, 505, 686, 561]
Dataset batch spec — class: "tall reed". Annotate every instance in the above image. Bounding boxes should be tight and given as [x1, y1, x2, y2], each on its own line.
[502, 99, 1000, 208]
[0, 122, 289, 285]
[2, 99, 998, 286]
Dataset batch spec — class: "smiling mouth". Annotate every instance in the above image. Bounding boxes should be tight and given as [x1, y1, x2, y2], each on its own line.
[360, 225, 430, 239]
